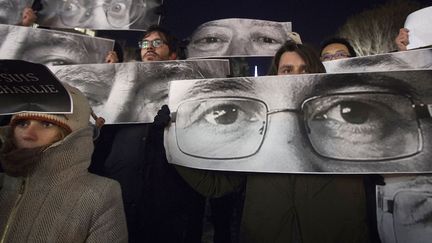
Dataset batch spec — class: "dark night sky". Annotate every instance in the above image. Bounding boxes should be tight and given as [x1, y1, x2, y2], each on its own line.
[161, 0, 431, 47]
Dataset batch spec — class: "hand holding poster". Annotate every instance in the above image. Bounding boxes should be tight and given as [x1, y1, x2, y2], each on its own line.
[0, 60, 71, 115]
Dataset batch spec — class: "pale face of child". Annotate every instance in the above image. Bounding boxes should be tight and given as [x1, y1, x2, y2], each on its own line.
[13, 119, 65, 149]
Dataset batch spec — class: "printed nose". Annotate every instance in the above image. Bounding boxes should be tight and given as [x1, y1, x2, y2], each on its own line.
[257, 112, 316, 172]
[87, 7, 111, 28]
[227, 36, 251, 56]
[102, 63, 139, 123]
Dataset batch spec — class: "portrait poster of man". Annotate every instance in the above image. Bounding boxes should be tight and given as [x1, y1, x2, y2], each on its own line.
[0, 0, 33, 25]
[50, 59, 230, 124]
[0, 60, 71, 115]
[36, 0, 163, 30]
[0, 24, 114, 65]
[404, 6, 432, 50]
[165, 69, 432, 173]
[323, 47, 432, 73]
[186, 18, 298, 58]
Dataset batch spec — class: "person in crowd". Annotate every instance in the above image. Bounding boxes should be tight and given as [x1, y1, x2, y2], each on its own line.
[0, 84, 128, 242]
[319, 37, 357, 61]
[100, 25, 207, 243]
[164, 40, 373, 243]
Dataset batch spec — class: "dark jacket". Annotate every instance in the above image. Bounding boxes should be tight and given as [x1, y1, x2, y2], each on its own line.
[176, 166, 371, 243]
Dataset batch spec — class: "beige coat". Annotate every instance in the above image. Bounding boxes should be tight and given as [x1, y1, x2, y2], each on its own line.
[0, 127, 128, 243]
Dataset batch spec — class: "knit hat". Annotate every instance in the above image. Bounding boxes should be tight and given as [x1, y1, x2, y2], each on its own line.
[10, 84, 91, 134]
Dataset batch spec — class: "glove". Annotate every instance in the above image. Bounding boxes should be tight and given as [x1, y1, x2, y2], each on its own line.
[153, 105, 171, 129]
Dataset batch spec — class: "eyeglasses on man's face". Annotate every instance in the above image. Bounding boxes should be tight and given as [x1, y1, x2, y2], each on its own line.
[138, 39, 166, 49]
[58, 0, 146, 28]
[321, 51, 351, 61]
[171, 92, 427, 160]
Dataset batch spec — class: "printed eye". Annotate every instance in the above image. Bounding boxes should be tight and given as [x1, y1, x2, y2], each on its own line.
[176, 99, 267, 159]
[309, 98, 401, 141]
[314, 101, 377, 125]
[394, 191, 432, 226]
[304, 94, 419, 160]
[42, 59, 74, 66]
[204, 104, 241, 125]
[191, 102, 260, 130]
[107, 2, 128, 16]
[252, 36, 280, 44]
[62, 1, 80, 14]
[194, 37, 226, 45]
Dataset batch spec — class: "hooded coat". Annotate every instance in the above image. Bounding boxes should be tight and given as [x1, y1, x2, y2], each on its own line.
[0, 126, 128, 243]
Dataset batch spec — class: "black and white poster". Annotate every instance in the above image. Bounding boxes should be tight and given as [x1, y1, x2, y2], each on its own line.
[0, 24, 114, 65]
[0, 60, 71, 115]
[165, 70, 432, 173]
[377, 174, 432, 243]
[186, 18, 296, 58]
[50, 59, 230, 124]
[323, 47, 432, 73]
[37, 0, 162, 30]
[0, 0, 33, 25]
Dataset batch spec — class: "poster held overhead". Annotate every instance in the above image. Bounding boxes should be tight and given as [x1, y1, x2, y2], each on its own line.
[0, 60, 71, 115]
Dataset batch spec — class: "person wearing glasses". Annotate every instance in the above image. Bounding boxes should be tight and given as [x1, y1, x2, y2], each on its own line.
[102, 25, 210, 243]
[319, 37, 357, 62]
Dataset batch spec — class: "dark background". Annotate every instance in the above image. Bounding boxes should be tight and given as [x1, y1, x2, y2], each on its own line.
[161, 0, 431, 47]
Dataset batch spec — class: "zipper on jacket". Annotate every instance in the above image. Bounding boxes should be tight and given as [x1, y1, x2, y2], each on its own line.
[1, 178, 27, 243]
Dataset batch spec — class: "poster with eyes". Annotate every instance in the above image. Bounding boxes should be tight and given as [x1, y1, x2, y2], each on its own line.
[165, 69, 432, 173]
[0, 24, 114, 65]
[323, 47, 432, 73]
[49, 59, 230, 124]
[0, 0, 33, 25]
[186, 18, 297, 58]
[0, 60, 71, 115]
[36, 0, 163, 30]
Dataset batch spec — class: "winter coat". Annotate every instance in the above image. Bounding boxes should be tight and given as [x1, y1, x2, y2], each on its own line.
[176, 166, 371, 243]
[0, 127, 128, 243]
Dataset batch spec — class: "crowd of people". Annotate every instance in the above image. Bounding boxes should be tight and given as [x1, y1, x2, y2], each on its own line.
[0, 2, 430, 243]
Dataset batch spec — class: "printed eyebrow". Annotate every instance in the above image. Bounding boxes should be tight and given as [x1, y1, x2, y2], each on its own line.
[311, 72, 417, 97]
[24, 32, 88, 55]
[339, 54, 411, 69]
[186, 78, 256, 97]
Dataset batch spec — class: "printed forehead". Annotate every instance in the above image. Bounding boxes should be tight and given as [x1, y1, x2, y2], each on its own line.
[194, 18, 291, 31]
[169, 70, 432, 109]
